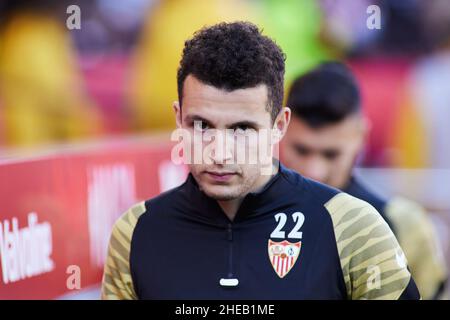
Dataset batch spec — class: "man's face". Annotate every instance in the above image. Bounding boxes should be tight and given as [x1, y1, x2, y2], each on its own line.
[281, 115, 365, 189]
[174, 75, 289, 201]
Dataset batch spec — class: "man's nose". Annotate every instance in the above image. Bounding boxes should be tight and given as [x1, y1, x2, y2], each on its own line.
[207, 130, 234, 164]
[303, 160, 328, 183]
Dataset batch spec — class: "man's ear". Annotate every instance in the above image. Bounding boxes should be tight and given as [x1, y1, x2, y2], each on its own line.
[360, 116, 371, 143]
[173, 101, 182, 128]
[353, 115, 371, 152]
[272, 107, 291, 144]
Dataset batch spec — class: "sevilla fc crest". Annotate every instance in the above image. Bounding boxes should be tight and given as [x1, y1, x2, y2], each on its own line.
[268, 240, 301, 278]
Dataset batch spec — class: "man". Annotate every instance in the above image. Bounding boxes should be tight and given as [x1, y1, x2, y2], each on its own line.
[281, 62, 447, 299]
[102, 22, 419, 299]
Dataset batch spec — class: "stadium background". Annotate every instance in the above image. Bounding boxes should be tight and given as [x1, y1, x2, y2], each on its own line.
[0, 0, 449, 299]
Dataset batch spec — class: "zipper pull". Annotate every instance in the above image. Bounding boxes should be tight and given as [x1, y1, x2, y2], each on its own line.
[219, 278, 239, 287]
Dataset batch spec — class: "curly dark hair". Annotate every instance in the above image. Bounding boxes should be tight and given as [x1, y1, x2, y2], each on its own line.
[177, 21, 286, 121]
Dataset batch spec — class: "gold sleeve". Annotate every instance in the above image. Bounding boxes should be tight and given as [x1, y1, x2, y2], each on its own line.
[385, 197, 448, 300]
[101, 202, 147, 300]
[325, 193, 415, 300]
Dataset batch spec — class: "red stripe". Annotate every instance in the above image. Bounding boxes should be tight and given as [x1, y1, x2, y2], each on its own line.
[284, 257, 288, 274]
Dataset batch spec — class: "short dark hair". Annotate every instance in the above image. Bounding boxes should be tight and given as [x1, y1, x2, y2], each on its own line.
[177, 21, 286, 121]
[287, 62, 361, 128]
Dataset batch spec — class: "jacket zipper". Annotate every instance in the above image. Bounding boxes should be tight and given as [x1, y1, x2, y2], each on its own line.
[219, 223, 239, 287]
[227, 223, 233, 278]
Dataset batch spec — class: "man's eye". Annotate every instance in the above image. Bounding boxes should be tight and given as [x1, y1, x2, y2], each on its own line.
[323, 151, 339, 160]
[294, 146, 310, 156]
[233, 125, 254, 134]
[193, 121, 209, 131]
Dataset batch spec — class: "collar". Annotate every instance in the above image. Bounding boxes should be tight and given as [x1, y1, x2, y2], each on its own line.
[181, 160, 295, 225]
[342, 176, 360, 194]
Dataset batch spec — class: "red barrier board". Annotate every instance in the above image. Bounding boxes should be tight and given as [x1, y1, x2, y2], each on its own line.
[0, 136, 187, 299]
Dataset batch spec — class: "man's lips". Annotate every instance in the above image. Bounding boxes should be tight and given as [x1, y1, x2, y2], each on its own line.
[204, 171, 237, 182]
